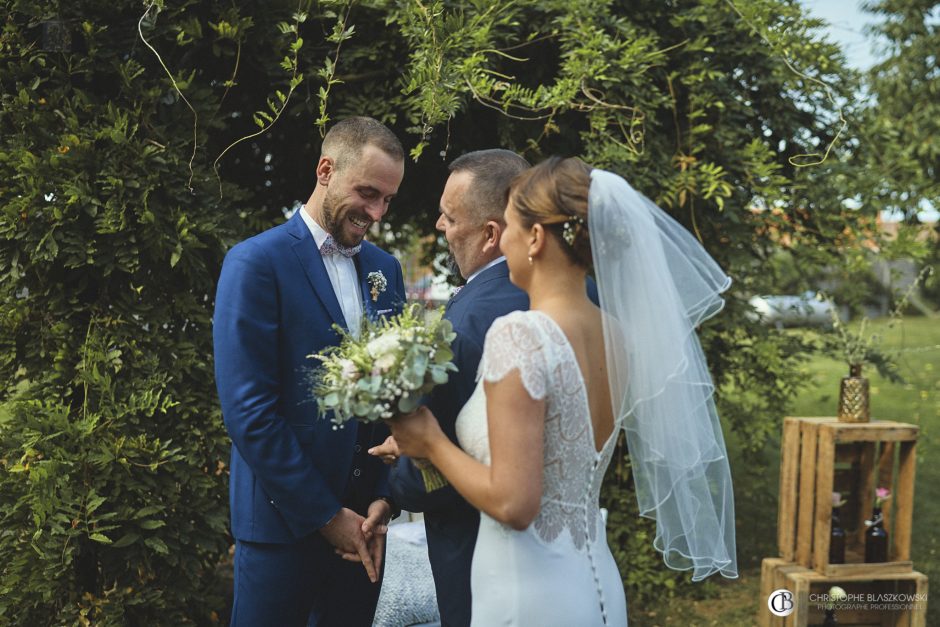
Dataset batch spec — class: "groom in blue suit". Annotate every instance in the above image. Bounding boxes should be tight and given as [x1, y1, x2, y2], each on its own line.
[214, 117, 406, 626]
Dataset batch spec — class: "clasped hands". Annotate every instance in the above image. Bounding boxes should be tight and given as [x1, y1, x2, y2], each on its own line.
[319, 498, 391, 584]
[324, 407, 442, 583]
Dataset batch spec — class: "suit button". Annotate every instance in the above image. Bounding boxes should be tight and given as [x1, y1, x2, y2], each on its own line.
[353, 468, 361, 477]
[354, 445, 362, 453]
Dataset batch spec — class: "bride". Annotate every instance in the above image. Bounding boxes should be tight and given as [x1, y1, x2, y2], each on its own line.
[389, 157, 737, 625]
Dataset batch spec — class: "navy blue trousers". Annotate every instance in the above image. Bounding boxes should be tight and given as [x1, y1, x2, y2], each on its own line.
[230, 533, 383, 627]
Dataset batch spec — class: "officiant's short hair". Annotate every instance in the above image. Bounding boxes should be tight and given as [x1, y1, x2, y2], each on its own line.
[321, 116, 404, 172]
[449, 149, 530, 223]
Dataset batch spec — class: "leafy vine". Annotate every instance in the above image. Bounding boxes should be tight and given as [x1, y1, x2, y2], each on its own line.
[724, 0, 847, 167]
[314, 1, 357, 135]
[212, 1, 310, 191]
[137, 1, 198, 191]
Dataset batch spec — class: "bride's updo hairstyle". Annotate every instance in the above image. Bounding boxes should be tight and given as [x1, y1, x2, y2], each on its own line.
[508, 156, 593, 268]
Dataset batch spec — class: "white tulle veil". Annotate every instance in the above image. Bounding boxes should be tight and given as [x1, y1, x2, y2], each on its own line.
[589, 169, 738, 581]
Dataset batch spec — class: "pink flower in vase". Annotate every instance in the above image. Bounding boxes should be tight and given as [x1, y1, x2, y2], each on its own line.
[875, 487, 891, 507]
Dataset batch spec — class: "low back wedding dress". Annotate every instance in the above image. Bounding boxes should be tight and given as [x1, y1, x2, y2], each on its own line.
[456, 310, 628, 626]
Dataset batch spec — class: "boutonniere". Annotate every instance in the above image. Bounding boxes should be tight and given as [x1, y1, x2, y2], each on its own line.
[367, 271, 387, 302]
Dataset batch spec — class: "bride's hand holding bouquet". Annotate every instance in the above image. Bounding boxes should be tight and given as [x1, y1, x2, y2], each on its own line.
[384, 405, 444, 460]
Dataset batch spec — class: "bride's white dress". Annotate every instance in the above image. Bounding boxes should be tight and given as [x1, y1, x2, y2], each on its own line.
[455, 310, 628, 626]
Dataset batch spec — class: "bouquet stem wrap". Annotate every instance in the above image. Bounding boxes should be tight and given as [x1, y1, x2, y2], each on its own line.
[411, 457, 448, 492]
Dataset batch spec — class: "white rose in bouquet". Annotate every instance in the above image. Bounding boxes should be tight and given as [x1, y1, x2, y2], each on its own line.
[366, 331, 401, 359]
[339, 358, 359, 381]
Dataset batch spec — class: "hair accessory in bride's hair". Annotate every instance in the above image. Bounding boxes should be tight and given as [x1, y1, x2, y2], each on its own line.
[561, 216, 585, 246]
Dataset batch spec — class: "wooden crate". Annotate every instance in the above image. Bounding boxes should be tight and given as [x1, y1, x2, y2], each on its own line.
[784, 567, 927, 627]
[759, 558, 813, 627]
[776, 417, 918, 575]
[759, 559, 928, 627]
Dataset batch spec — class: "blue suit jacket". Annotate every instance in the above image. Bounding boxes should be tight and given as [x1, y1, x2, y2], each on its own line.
[214, 210, 405, 544]
[390, 262, 598, 626]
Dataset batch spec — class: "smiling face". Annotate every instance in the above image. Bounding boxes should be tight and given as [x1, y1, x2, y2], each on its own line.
[320, 144, 404, 247]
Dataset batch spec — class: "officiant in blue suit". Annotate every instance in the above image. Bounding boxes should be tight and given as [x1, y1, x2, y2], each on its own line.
[373, 150, 594, 627]
[385, 150, 529, 627]
[213, 117, 406, 627]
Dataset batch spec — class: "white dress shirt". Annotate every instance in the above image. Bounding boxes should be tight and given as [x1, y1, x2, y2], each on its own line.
[300, 207, 363, 338]
[466, 256, 506, 283]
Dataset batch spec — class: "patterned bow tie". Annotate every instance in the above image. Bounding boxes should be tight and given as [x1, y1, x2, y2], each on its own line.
[320, 235, 361, 258]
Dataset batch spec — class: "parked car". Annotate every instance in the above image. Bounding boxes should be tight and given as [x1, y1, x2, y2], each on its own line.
[747, 291, 835, 328]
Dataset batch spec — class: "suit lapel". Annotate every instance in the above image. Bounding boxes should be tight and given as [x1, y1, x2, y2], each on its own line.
[446, 260, 508, 313]
[288, 212, 348, 330]
[354, 254, 374, 320]
[445, 287, 462, 313]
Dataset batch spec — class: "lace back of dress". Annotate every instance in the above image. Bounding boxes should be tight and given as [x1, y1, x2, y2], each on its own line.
[478, 310, 622, 624]
[480, 312, 618, 550]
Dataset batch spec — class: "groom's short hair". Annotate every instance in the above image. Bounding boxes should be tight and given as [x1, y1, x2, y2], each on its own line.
[321, 116, 404, 173]
[449, 149, 530, 224]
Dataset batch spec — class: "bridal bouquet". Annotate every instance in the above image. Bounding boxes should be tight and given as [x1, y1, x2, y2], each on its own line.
[310, 303, 457, 490]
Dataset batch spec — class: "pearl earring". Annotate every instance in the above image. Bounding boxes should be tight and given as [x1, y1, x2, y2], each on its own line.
[527, 255, 533, 265]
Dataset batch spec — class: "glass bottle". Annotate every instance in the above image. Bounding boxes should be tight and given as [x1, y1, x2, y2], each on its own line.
[829, 507, 846, 564]
[865, 506, 889, 562]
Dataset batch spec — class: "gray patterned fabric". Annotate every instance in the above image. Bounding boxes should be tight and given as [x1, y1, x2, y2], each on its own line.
[373, 522, 440, 627]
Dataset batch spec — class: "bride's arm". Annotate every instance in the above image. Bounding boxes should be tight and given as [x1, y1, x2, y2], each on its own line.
[390, 369, 544, 530]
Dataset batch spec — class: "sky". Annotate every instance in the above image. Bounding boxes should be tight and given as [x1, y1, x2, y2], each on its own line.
[800, 0, 883, 70]
[801, 1, 938, 221]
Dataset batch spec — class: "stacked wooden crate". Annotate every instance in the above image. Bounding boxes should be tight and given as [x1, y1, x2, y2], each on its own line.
[759, 417, 927, 626]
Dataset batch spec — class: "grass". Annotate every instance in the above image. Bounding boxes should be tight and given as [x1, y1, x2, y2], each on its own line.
[634, 316, 940, 626]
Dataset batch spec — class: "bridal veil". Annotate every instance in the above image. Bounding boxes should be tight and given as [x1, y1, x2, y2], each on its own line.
[589, 169, 738, 581]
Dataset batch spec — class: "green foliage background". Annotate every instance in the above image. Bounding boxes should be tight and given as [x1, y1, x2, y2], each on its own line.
[0, 0, 934, 624]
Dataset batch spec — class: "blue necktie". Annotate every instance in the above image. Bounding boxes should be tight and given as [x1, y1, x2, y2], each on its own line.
[320, 235, 361, 258]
